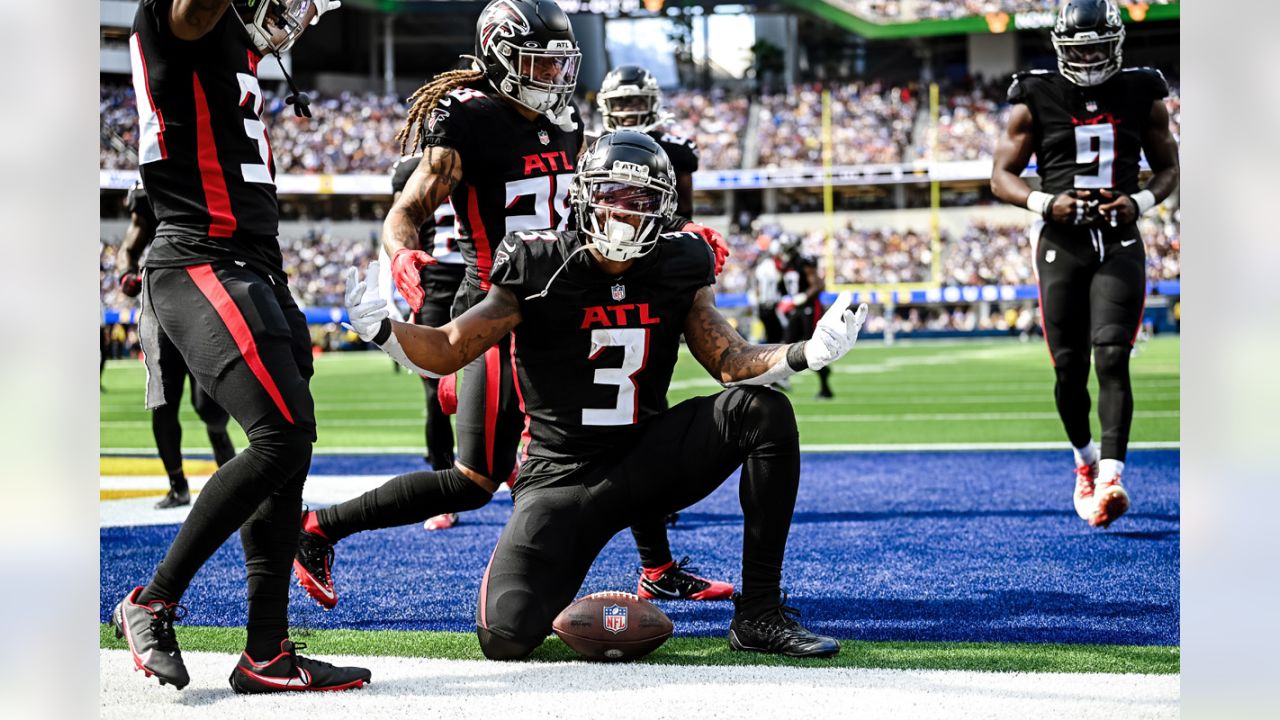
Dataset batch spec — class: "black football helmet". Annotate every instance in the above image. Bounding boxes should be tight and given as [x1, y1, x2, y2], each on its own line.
[571, 131, 676, 262]
[598, 65, 663, 133]
[474, 0, 581, 124]
[1051, 0, 1125, 87]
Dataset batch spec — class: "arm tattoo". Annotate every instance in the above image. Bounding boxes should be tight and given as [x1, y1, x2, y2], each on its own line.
[451, 287, 522, 364]
[385, 147, 462, 254]
[685, 287, 791, 383]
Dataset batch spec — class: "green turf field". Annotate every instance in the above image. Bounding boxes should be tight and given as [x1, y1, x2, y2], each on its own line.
[99, 336, 1179, 451]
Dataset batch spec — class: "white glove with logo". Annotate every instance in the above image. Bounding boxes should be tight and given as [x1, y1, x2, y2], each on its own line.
[803, 292, 869, 371]
[344, 262, 388, 342]
[311, 0, 343, 25]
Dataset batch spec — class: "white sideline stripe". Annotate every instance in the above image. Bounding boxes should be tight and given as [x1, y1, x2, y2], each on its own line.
[99, 476, 508, 529]
[99, 649, 1179, 720]
[100, 440, 1181, 457]
[99, 410, 1180, 428]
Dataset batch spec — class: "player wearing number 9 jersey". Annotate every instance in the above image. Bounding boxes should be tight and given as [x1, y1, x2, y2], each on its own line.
[111, 0, 371, 695]
[293, 0, 734, 612]
[341, 131, 872, 659]
[991, 0, 1179, 530]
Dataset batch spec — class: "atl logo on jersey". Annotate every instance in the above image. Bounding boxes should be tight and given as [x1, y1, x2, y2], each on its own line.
[580, 303, 661, 329]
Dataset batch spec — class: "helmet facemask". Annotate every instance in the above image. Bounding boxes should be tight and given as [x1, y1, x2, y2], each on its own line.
[1052, 28, 1124, 86]
[574, 174, 674, 263]
[235, 0, 316, 54]
[599, 88, 660, 132]
[500, 44, 581, 117]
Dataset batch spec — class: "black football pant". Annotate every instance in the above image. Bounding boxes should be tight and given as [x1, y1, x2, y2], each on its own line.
[1035, 221, 1147, 461]
[477, 386, 800, 660]
[138, 261, 316, 660]
[784, 301, 831, 395]
[415, 263, 465, 471]
[758, 302, 784, 343]
[151, 324, 236, 487]
[317, 327, 682, 571]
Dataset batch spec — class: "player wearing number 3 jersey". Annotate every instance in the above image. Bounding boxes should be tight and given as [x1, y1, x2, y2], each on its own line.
[110, 0, 370, 694]
[344, 131, 870, 659]
[991, 0, 1179, 529]
[294, 0, 734, 611]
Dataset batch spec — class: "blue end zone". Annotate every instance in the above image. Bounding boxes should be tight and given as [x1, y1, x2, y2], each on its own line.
[100, 450, 1179, 646]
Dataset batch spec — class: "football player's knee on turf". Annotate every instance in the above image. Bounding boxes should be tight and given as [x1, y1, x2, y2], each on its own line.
[726, 386, 798, 449]
[477, 627, 540, 661]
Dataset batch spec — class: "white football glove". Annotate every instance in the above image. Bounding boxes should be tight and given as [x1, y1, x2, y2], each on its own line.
[344, 262, 388, 342]
[803, 292, 869, 371]
[311, 0, 342, 25]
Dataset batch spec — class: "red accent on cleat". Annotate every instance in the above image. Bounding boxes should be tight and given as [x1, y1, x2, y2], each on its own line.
[1090, 475, 1130, 528]
[302, 510, 329, 541]
[424, 513, 458, 531]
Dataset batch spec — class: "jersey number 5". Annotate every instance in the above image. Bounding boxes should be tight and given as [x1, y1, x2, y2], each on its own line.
[1073, 124, 1115, 189]
[582, 328, 649, 426]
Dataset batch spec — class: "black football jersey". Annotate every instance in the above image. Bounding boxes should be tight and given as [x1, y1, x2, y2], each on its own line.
[779, 254, 819, 304]
[419, 84, 584, 310]
[1007, 67, 1168, 196]
[649, 130, 699, 177]
[489, 230, 715, 488]
[126, 181, 157, 229]
[129, 0, 281, 275]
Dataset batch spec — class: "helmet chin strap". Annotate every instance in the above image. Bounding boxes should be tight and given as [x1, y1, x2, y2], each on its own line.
[273, 49, 312, 118]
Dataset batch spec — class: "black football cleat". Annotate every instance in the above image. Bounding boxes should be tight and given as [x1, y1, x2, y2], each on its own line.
[154, 488, 191, 509]
[229, 640, 371, 693]
[728, 593, 840, 658]
[110, 586, 191, 689]
[293, 511, 337, 609]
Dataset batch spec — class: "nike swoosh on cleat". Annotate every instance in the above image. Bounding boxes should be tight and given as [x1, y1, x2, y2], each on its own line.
[642, 582, 684, 598]
[239, 667, 310, 689]
[501, 240, 517, 253]
[1120, 239, 1138, 247]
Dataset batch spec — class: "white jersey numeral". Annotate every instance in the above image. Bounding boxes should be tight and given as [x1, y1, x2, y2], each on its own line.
[582, 328, 648, 427]
[504, 174, 573, 233]
[236, 73, 274, 185]
[1073, 124, 1115, 189]
[129, 33, 166, 164]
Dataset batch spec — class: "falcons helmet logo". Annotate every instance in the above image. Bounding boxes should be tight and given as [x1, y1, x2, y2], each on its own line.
[478, 0, 531, 57]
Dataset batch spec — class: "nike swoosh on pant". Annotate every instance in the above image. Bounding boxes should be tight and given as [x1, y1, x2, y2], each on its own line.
[1121, 240, 1138, 247]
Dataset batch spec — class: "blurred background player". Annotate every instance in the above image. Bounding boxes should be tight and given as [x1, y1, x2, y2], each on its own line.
[294, 0, 733, 610]
[991, 0, 1179, 528]
[752, 240, 785, 344]
[597, 64, 699, 219]
[341, 130, 869, 659]
[110, 0, 370, 694]
[386, 155, 465, 529]
[775, 235, 833, 399]
[117, 181, 237, 509]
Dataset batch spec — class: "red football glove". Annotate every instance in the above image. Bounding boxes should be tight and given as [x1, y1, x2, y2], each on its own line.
[391, 247, 436, 314]
[119, 271, 142, 298]
[682, 222, 729, 276]
[437, 372, 458, 415]
[776, 296, 797, 316]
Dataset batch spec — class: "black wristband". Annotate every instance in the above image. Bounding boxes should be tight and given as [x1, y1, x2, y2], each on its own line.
[1043, 194, 1061, 221]
[786, 342, 808, 372]
[372, 318, 393, 346]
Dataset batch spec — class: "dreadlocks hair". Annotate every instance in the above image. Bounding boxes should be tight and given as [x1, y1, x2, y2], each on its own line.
[397, 67, 486, 155]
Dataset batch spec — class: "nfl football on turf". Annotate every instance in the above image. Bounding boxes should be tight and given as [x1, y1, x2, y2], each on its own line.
[551, 591, 673, 661]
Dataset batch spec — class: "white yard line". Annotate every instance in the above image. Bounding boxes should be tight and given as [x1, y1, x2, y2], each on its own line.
[100, 649, 1179, 720]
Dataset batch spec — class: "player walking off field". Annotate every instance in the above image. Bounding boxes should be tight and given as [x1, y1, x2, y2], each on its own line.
[343, 131, 869, 659]
[991, 0, 1179, 528]
[109, 0, 370, 693]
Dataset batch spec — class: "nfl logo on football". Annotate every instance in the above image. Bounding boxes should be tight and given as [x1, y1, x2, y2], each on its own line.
[611, 284, 626, 301]
[538, 129, 550, 146]
[603, 604, 628, 634]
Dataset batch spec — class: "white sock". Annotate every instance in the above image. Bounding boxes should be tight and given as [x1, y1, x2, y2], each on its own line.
[1098, 459, 1125, 483]
[1073, 441, 1099, 468]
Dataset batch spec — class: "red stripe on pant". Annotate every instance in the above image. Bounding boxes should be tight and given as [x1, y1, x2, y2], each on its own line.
[1036, 282, 1055, 367]
[1131, 292, 1148, 346]
[477, 545, 499, 630]
[483, 344, 501, 475]
[186, 264, 295, 424]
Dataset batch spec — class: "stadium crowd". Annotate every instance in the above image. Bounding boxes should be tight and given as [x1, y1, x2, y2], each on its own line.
[756, 81, 919, 167]
[850, 0, 1175, 21]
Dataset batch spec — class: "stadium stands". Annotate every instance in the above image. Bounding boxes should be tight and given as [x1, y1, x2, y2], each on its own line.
[756, 81, 918, 168]
[849, 0, 1176, 22]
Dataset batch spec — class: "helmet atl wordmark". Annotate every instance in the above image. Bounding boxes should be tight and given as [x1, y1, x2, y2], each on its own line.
[572, 131, 676, 263]
[1052, 0, 1125, 87]
[474, 0, 581, 126]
